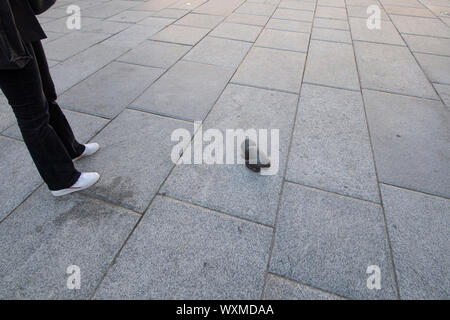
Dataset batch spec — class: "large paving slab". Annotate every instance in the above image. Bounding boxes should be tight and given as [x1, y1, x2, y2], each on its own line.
[270, 182, 398, 299]
[2, 109, 108, 144]
[183, 36, 252, 68]
[94, 196, 273, 299]
[390, 15, 450, 38]
[226, 13, 270, 26]
[83, 0, 138, 19]
[117, 40, 191, 69]
[232, 47, 306, 93]
[194, 0, 246, 16]
[414, 52, 450, 84]
[59, 62, 164, 119]
[210, 22, 263, 42]
[311, 27, 351, 43]
[76, 109, 192, 213]
[0, 137, 42, 222]
[175, 13, 224, 29]
[303, 40, 360, 91]
[266, 18, 312, 33]
[102, 23, 174, 48]
[132, 60, 233, 121]
[354, 42, 439, 99]
[235, 2, 277, 16]
[273, 8, 314, 22]
[380, 184, 450, 300]
[363, 89, 450, 198]
[50, 44, 129, 94]
[255, 29, 310, 52]
[44, 32, 110, 61]
[0, 186, 138, 299]
[403, 34, 450, 56]
[263, 274, 343, 300]
[315, 6, 348, 20]
[151, 25, 210, 45]
[349, 17, 405, 45]
[161, 84, 298, 226]
[286, 84, 379, 203]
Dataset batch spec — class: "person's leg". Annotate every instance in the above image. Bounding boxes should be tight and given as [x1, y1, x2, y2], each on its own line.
[31, 40, 85, 159]
[0, 43, 81, 191]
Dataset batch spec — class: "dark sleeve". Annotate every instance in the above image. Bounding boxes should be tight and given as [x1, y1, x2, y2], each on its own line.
[9, 0, 47, 43]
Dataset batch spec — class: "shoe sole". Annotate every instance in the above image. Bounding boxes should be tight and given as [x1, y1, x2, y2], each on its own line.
[51, 175, 100, 197]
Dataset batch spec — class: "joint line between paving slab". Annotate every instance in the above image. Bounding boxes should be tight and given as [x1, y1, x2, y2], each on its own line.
[345, 0, 401, 299]
[265, 273, 348, 300]
[159, 194, 274, 230]
[379, 182, 450, 201]
[260, 0, 319, 301]
[284, 180, 382, 206]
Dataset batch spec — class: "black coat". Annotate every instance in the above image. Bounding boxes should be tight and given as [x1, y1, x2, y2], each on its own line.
[9, 0, 46, 42]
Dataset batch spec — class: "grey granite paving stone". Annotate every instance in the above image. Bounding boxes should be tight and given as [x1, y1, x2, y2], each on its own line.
[255, 29, 310, 52]
[175, 13, 224, 29]
[83, 0, 138, 19]
[403, 34, 450, 56]
[279, 0, 316, 11]
[103, 23, 172, 48]
[270, 182, 398, 300]
[315, 6, 347, 20]
[414, 53, 450, 84]
[349, 17, 405, 45]
[170, 0, 208, 10]
[0, 94, 15, 133]
[263, 274, 344, 300]
[76, 109, 192, 212]
[107, 10, 152, 23]
[44, 32, 109, 61]
[232, 47, 306, 93]
[194, 0, 246, 16]
[235, 2, 277, 16]
[346, 0, 380, 5]
[161, 84, 297, 226]
[363, 89, 450, 198]
[0, 137, 42, 222]
[94, 196, 273, 299]
[210, 22, 263, 42]
[183, 36, 252, 68]
[60, 62, 163, 119]
[434, 83, 450, 107]
[225, 13, 270, 26]
[150, 8, 190, 19]
[41, 16, 99, 34]
[303, 40, 360, 91]
[50, 44, 129, 94]
[380, 184, 450, 300]
[390, 15, 450, 38]
[132, 0, 177, 11]
[81, 21, 132, 35]
[118, 40, 191, 68]
[266, 18, 312, 33]
[317, 0, 345, 7]
[137, 16, 176, 27]
[347, 5, 390, 20]
[3, 109, 108, 144]
[287, 84, 379, 203]
[354, 42, 438, 99]
[151, 25, 210, 45]
[132, 61, 233, 121]
[314, 17, 349, 30]
[311, 27, 351, 43]
[384, 5, 435, 17]
[273, 8, 314, 22]
[379, 0, 423, 7]
[0, 186, 138, 299]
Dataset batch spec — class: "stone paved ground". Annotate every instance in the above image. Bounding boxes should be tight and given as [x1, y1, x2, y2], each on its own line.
[0, 0, 449, 300]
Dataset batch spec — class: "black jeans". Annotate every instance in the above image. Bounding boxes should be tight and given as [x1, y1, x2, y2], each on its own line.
[0, 41, 84, 190]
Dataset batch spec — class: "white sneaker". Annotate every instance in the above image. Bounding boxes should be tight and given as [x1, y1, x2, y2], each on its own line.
[51, 172, 100, 197]
[73, 143, 100, 162]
